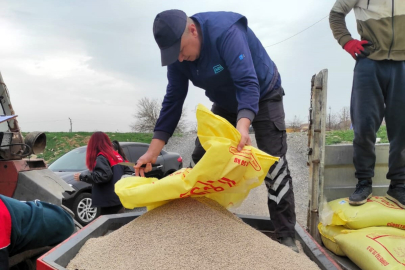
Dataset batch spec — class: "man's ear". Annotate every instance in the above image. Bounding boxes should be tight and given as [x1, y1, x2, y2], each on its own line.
[190, 24, 198, 38]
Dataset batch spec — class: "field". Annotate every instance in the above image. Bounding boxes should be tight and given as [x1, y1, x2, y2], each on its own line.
[23, 132, 153, 164]
[26, 126, 388, 164]
[325, 126, 388, 145]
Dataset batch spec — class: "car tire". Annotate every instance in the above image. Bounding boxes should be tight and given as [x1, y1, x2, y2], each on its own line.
[73, 192, 100, 226]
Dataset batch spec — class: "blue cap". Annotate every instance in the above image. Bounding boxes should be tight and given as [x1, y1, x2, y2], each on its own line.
[153, 10, 187, 66]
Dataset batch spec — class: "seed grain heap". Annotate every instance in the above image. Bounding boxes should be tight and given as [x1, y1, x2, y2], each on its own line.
[67, 197, 319, 270]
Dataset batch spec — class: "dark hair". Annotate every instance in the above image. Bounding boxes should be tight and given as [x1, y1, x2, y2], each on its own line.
[86, 132, 118, 171]
[112, 140, 127, 161]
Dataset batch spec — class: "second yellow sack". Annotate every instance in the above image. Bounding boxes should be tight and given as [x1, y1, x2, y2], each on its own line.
[335, 227, 405, 270]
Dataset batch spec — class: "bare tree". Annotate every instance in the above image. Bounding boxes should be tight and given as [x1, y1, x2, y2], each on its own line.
[287, 115, 303, 131]
[327, 107, 340, 130]
[130, 97, 188, 133]
[338, 106, 351, 130]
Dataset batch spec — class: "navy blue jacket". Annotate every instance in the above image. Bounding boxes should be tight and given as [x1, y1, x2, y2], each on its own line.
[154, 12, 282, 142]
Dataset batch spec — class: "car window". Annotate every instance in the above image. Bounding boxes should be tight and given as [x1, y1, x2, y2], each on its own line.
[121, 146, 130, 161]
[127, 145, 149, 162]
[48, 147, 87, 171]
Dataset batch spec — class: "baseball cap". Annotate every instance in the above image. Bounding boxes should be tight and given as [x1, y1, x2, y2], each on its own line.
[153, 10, 187, 66]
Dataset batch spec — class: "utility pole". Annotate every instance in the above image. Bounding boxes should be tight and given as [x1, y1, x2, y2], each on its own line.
[69, 118, 72, 132]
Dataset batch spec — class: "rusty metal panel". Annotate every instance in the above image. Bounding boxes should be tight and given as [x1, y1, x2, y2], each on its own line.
[323, 143, 389, 201]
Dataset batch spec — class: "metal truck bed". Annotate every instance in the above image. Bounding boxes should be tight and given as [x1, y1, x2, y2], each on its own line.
[37, 212, 340, 270]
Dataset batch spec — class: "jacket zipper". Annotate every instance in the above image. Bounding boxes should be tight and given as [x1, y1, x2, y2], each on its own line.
[388, 0, 394, 59]
[367, 0, 370, 9]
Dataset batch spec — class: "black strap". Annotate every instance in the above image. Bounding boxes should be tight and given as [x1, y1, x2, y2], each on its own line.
[267, 64, 279, 92]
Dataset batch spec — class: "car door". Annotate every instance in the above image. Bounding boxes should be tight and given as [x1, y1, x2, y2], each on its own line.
[125, 145, 165, 179]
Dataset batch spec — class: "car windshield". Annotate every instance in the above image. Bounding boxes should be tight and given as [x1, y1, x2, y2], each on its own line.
[49, 147, 87, 172]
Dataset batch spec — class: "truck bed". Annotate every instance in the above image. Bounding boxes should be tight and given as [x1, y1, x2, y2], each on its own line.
[37, 212, 341, 270]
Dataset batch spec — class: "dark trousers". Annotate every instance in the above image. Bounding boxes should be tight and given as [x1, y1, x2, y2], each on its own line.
[100, 204, 125, 215]
[191, 98, 296, 238]
[351, 58, 405, 182]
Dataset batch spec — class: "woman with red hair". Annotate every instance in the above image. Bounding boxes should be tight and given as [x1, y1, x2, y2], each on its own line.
[74, 132, 132, 215]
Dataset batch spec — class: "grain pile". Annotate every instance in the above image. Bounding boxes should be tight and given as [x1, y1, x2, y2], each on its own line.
[67, 198, 319, 270]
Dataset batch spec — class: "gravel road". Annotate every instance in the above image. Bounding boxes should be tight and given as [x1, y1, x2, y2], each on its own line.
[163, 132, 309, 227]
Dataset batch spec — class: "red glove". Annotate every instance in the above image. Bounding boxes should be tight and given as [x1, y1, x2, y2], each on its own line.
[344, 39, 371, 60]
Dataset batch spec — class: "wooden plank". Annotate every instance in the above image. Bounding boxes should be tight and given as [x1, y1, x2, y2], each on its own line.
[307, 69, 328, 244]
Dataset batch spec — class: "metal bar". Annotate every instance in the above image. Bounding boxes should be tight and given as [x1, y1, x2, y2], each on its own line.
[295, 223, 342, 270]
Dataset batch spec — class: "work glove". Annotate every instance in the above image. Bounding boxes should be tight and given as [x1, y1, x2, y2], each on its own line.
[344, 40, 373, 60]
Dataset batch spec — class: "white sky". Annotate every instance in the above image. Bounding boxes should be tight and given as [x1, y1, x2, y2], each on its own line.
[0, 0, 358, 132]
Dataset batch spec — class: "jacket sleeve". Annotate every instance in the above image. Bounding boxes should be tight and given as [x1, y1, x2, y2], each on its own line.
[0, 195, 74, 256]
[80, 156, 113, 184]
[153, 64, 189, 143]
[330, 0, 357, 47]
[219, 22, 260, 122]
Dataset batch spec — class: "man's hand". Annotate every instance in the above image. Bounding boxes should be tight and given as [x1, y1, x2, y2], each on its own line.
[134, 139, 165, 177]
[344, 40, 372, 60]
[236, 118, 252, 151]
[73, 173, 80, 181]
[134, 152, 156, 177]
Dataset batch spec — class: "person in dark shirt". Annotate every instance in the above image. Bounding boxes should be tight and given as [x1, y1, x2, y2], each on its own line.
[112, 140, 129, 161]
[74, 132, 132, 215]
[0, 195, 75, 270]
[135, 10, 298, 252]
[329, 0, 405, 208]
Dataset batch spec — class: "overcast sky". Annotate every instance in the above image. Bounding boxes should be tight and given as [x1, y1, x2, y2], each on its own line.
[0, 0, 358, 132]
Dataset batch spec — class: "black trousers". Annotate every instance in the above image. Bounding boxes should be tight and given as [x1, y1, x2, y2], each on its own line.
[100, 204, 125, 215]
[351, 58, 405, 181]
[191, 97, 296, 238]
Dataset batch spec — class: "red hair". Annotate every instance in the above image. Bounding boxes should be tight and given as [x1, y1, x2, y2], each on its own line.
[86, 132, 118, 171]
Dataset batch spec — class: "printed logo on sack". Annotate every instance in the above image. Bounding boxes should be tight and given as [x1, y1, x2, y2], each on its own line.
[213, 64, 224, 74]
[339, 200, 346, 205]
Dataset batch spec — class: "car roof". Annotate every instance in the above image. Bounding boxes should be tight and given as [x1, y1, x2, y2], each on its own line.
[72, 142, 149, 151]
[119, 142, 150, 147]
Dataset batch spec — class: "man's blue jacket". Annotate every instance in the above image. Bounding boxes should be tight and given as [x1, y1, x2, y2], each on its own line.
[154, 11, 282, 142]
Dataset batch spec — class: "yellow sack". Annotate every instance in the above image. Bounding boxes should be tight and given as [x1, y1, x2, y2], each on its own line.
[318, 223, 346, 256]
[318, 224, 405, 257]
[327, 196, 405, 229]
[115, 104, 279, 210]
[335, 227, 405, 270]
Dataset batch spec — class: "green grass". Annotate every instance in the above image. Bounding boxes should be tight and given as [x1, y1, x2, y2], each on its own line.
[325, 126, 388, 145]
[23, 132, 153, 164]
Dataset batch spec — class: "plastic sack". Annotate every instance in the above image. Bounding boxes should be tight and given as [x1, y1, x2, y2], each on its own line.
[335, 227, 405, 270]
[318, 223, 405, 257]
[115, 104, 279, 210]
[318, 223, 346, 256]
[327, 196, 405, 229]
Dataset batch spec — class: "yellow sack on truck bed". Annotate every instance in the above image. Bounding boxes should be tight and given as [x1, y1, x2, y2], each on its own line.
[318, 224, 405, 257]
[318, 223, 346, 256]
[335, 227, 405, 270]
[327, 196, 405, 229]
[115, 104, 278, 210]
